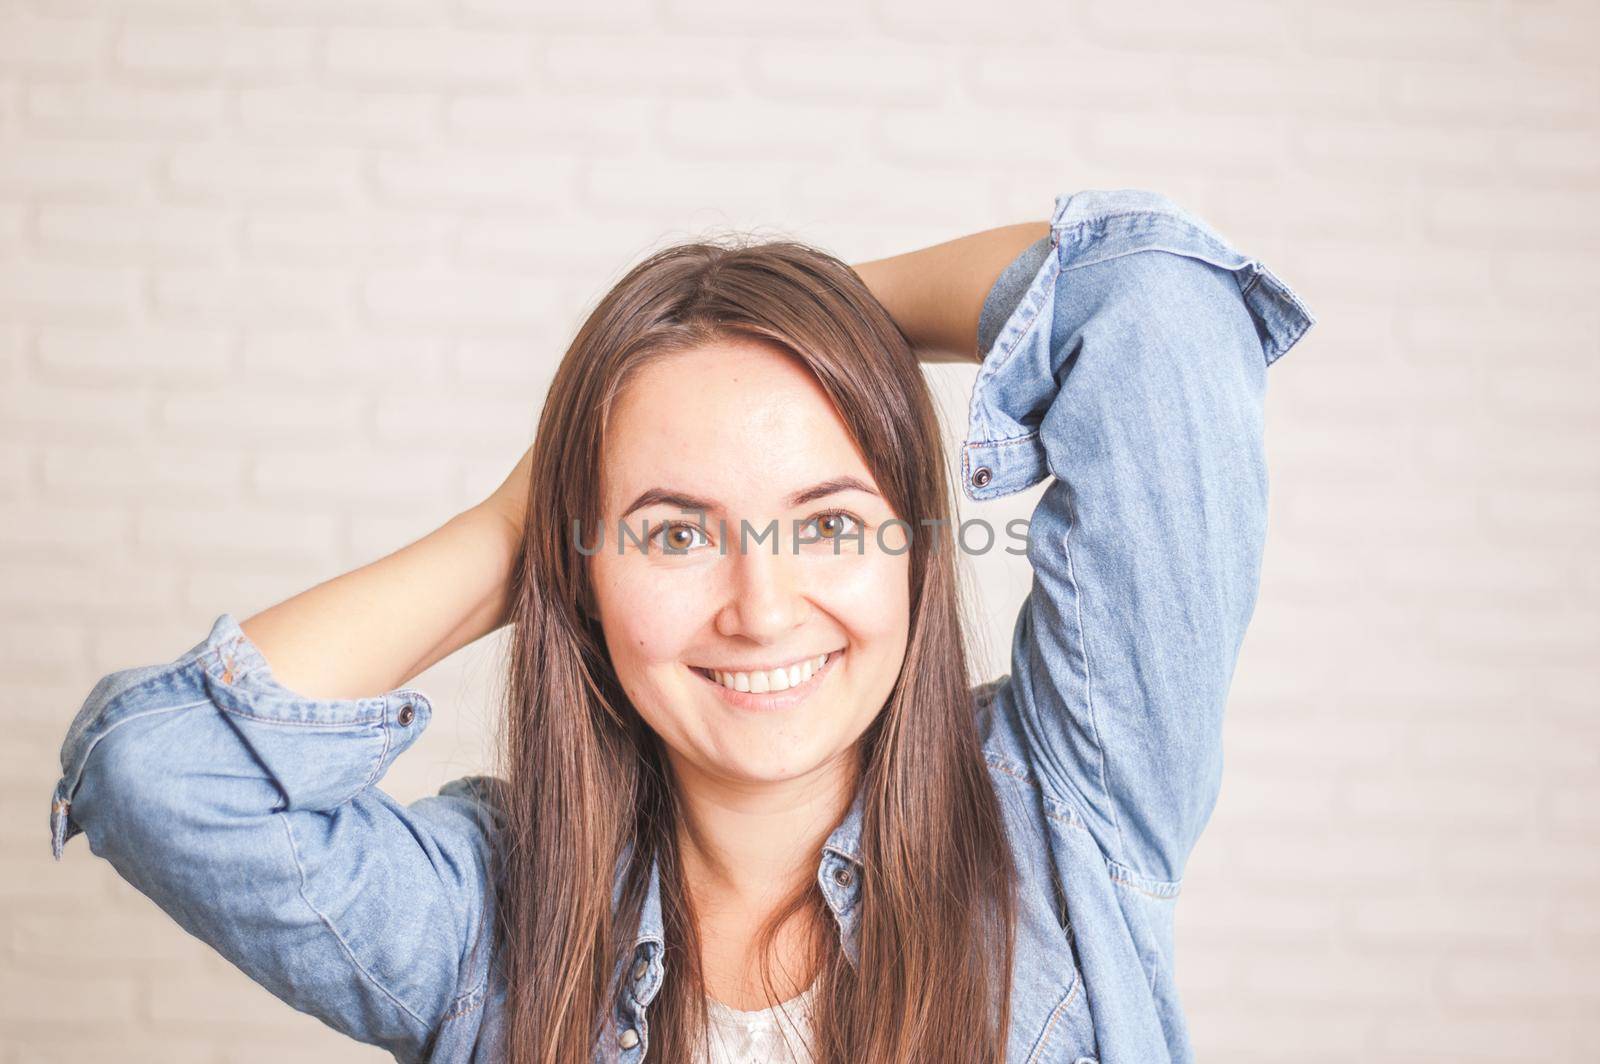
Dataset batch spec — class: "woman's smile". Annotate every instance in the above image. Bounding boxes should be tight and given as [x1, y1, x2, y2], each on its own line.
[688, 648, 845, 712]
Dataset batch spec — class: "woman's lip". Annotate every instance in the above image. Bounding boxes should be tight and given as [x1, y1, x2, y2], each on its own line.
[690, 650, 842, 711]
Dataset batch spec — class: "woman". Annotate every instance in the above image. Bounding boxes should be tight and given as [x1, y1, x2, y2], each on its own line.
[48, 188, 1314, 1064]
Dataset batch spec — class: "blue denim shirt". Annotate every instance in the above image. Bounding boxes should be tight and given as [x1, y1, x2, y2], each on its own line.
[48, 188, 1314, 1064]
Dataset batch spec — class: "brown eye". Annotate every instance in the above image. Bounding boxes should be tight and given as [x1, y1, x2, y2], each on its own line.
[802, 511, 862, 542]
[652, 522, 708, 554]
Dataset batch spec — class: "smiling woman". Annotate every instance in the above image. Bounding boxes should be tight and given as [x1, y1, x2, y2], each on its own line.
[496, 238, 1014, 1064]
[48, 188, 1314, 1064]
[591, 333, 912, 786]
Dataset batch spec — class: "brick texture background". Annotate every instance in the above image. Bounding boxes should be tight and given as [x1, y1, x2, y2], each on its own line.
[4, 2, 1598, 1061]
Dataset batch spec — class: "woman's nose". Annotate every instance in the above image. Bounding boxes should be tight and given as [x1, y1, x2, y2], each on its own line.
[715, 538, 809, 642]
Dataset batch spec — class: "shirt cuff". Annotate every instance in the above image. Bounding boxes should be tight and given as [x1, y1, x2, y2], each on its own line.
[960, 188, 1316, 505]
[199, 611, 434, 804]
[975, 234, 1053, 359]
[51, 612, 433, 861]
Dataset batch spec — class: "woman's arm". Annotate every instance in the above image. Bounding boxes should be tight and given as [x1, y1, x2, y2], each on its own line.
[238, 446, 533, 700]
[851, 221, 1050, 363]
[47, 443, 539, 1057]
[51, 612, 501, 1059]
[48, 438, 539, 1053]
[861, 190, 1316, 888]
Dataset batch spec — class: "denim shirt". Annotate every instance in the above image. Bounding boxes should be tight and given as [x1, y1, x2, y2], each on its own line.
[48, 188, 1315, 1064]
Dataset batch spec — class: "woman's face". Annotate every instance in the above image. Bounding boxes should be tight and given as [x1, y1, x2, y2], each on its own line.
[590, 336, 911, 790]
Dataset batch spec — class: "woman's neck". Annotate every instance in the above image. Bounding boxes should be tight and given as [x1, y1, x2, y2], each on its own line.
[672, 753, 857, 904]
[670, 753, 857, 1009]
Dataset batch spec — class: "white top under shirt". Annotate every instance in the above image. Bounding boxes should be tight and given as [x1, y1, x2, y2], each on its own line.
[702, 982, 819, 1064]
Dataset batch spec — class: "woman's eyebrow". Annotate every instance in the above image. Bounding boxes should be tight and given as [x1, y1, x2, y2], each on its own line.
[790, 475, 880, 507]
[620, 475, 880, 519]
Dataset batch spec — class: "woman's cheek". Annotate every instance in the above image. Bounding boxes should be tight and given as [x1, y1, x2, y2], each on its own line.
[593, 561, 714, 679]
[813, 547, 911, 644]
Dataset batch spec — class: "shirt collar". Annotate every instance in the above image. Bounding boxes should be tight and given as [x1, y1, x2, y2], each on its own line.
[629, 779, 867, 955]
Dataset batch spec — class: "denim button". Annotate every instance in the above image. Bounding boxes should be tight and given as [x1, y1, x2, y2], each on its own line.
[619, 1027, 640, 1049]
[971, 466, 992, 488]
[832, 866, 853, 887]
[397, 703, 416, 726]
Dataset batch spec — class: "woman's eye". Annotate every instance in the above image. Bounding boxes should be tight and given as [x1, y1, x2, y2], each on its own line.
[800, 511, 863, 543]
[651, 522, 710, 554]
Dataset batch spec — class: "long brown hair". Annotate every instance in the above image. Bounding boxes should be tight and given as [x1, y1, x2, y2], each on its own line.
[478, 236, 1018, 1063]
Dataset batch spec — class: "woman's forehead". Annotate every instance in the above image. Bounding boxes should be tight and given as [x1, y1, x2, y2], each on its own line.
[600, 340, 876, 513]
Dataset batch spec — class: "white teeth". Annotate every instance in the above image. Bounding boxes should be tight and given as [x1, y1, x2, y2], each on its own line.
[701, 652, 834, 693]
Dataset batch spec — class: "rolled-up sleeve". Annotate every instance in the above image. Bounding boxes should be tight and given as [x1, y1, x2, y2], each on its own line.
[966, 189, 1316, 886]
[49, 612, 498, 1062]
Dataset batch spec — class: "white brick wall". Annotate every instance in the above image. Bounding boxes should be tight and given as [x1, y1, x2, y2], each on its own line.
[4, 2, 1597, 1061]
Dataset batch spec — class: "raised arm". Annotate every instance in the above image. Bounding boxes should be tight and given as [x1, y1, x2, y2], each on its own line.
[859, 189, 1315, 887]
[237, 446, 533, 699]
[48, 450, 540, 1058]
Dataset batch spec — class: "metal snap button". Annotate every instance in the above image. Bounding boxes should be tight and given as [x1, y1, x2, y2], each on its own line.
[631, 957, 648, 982]
[397, 703, 416, 726]
[832, 866, 854, 888]
[619, 1028, 640, 1050]
[971, 466, 992, 488]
